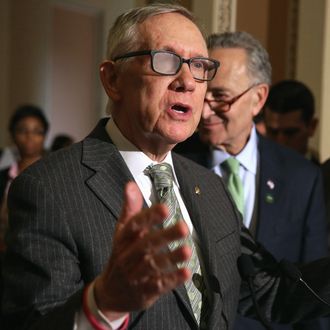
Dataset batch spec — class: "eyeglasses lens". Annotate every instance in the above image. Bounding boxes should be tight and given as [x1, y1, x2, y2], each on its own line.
[152, 52, 180, 75]
[151, 51, 217, 81]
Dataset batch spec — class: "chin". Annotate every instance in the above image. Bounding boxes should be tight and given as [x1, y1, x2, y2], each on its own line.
[167, 128, 193, 143]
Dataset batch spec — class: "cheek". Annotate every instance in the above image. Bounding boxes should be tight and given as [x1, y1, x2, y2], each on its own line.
[35, 136, 45, 146]
[13, 136, 24, 146]
[292, 134, 305, 145]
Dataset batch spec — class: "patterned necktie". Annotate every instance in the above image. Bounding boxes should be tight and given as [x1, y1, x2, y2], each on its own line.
[222, 157, 244, 215]
[145, 163, 204, 325]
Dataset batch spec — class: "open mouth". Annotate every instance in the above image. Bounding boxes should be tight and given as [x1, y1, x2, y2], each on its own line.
[171, 103, 190, 113]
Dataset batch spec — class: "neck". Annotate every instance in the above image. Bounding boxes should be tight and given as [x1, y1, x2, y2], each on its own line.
[141, 143, 174, 162]
[218, 126, 253, 156]
[18, 155, 42, 173]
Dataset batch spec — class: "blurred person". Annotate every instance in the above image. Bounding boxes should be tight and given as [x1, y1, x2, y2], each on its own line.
[50, 134, 74, 152]
[3, 5, 330, 330]
[0, 104, 49, 252]
[264, 79, 319, 164]
[175, 31, 328, 330]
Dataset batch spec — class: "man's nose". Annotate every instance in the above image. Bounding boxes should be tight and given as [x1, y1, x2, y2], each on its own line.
[201, 100, 214, 119]
[170, 63, 196, 92]
[275, 132, 289, 145]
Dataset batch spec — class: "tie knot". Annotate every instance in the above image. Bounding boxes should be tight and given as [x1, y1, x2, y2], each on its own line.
[145, 163, 174, 192]
[222, 157, 240, 174]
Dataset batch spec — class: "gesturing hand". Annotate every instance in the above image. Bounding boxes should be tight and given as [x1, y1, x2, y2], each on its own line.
[94, 181, 192, 320]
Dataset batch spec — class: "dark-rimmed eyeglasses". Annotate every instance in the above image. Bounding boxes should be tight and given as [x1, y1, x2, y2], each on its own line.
[113, 50, 220, 82]
[204, 85, 256, 112]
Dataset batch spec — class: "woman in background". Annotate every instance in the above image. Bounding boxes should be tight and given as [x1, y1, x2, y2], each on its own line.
[0, 104, 49, 252]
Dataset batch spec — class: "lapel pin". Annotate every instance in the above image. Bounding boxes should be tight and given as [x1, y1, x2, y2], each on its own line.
[265, 193, 274, 204]
[195, 186, 201, 195]
[266, 180, 275, 190]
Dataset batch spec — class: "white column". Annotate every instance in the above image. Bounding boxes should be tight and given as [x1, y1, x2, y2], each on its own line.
[193, 0, 236, 35]
[296, 0, 328, 161]
[319, 0, 330, 162]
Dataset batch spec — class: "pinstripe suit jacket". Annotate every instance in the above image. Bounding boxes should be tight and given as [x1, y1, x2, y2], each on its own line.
[2, 119, 330, 330]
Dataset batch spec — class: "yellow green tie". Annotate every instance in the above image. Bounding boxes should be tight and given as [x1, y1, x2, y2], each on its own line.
[222, 158, 244, 215]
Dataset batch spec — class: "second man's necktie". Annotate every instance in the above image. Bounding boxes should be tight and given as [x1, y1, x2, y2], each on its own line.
[221, 157, 244, 215]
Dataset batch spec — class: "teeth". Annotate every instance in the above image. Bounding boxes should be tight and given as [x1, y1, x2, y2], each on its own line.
[172, 105, 187, 112]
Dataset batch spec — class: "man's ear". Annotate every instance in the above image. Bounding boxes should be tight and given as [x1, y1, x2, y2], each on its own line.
[99, 61, 121, 101]
[252, 83, 269, 116]
[307, 117, 318, 137]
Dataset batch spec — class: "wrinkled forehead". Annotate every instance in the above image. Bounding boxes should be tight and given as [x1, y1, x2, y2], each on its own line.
[137, 12, 208, 57]
[208, 48, 251, 89]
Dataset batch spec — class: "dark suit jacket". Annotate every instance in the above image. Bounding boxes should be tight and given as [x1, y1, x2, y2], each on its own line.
[2, 120, 330, 330]
[174, 132, 329, 330]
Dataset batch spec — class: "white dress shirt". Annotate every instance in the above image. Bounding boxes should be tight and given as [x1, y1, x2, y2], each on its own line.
[210, 126, 259, 228]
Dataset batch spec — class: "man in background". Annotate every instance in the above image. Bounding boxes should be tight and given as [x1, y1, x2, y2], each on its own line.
[264, 79, 319, 164]
[175, 31, 328, 330]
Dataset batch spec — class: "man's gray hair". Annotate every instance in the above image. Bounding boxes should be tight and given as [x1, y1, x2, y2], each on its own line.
[207, 31, 272, 85]
[106, 3, 200, 61]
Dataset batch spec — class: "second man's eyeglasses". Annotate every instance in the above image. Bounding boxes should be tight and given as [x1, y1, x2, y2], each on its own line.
[204, 84, 257, 112]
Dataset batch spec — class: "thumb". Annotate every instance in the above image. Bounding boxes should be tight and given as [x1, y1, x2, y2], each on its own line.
[120, 181, 144, 224]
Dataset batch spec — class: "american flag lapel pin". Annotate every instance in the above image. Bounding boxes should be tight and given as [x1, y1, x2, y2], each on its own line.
[267, 180, 275, 190]
[265, 179, 275, 203]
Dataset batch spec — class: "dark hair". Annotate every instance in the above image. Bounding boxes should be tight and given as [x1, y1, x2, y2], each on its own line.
[9, 104, 49, 136]
[266, 79, 315, 123]
[50, 134, 74, 152]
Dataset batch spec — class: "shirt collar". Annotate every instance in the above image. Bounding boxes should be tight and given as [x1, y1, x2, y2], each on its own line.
[211, 125, 258, 174]
[105, 117, 178, 184]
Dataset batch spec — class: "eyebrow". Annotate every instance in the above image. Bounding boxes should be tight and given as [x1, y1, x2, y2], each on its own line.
[208, 87, 229, 95]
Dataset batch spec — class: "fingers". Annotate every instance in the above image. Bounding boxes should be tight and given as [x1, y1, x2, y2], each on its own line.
[119, 182, 144, 225]
[126, 222, 192, 293]
[117, 182, 171, 245]
[139, 220, 190, 256]
[140, 267, 191, 298]
[140, 244, 192, 275]
[97, 182, 194, 313]
[127, 246, 192, 304]
[119, 182, 169, 232]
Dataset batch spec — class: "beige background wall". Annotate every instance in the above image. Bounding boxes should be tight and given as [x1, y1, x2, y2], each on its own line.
[0, 0, 329, 160]
[0, 0, 10, 146]
[0, 0, 135, 147]
[50, 4, 101, 141]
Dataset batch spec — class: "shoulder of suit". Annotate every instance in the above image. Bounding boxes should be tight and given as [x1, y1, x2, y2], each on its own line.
[258, 135, 320, 173]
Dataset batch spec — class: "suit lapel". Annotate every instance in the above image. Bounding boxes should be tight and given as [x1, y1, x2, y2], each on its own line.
[257, 136, 284, 241]
[171, 159, 203, 326]
[82, 120, 135, 219]
[173, 156, 226, 328]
